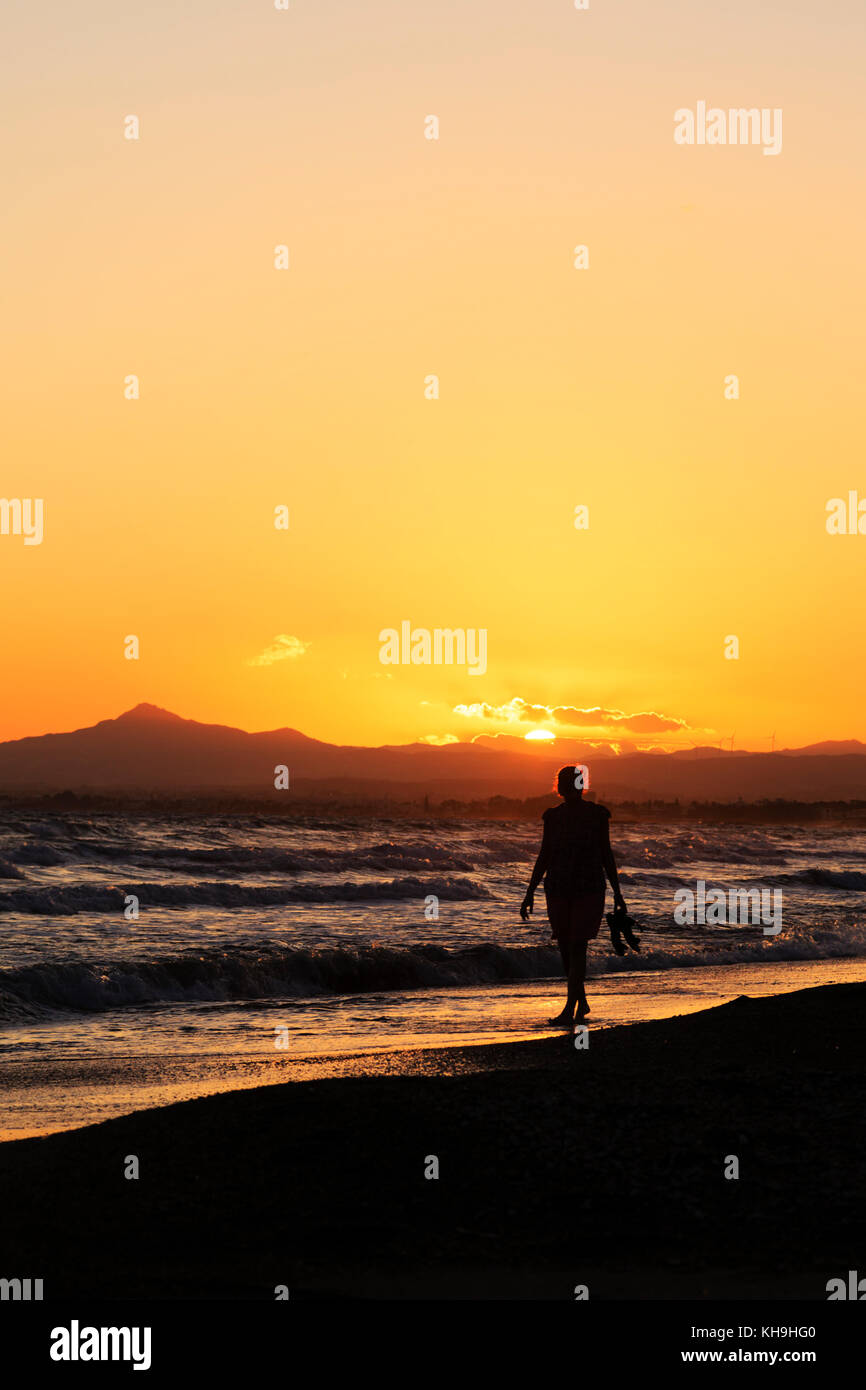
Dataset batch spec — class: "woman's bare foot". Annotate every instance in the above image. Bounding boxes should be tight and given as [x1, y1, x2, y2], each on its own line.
[548, 1008, 574, 1027]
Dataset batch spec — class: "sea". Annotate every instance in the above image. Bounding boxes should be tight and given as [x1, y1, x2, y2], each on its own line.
[2, 811, 865, 1137]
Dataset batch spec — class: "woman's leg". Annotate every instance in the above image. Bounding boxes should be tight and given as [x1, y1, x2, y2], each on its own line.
[545, 896, 603, 1026]
[547, 936, 574, 1022]
[547, 899, 575, 1024]
[570, 894, 604, 1020]
[558, 936, 571, 975]
[567, 942, 588, 1019]
[549, 936, 586, 1024]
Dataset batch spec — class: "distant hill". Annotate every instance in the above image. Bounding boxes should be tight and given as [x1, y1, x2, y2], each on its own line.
[781, 740, 866, 757]
[0, 704, 865, 802]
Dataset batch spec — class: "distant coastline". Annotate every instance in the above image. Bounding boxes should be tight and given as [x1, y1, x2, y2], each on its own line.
[2, 791, 866, 825]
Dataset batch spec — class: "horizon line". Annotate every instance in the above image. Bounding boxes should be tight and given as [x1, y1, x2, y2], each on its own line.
[1, 702, 864, 759]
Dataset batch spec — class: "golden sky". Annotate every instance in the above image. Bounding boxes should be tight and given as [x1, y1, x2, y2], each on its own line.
[2, 1, 864, 749]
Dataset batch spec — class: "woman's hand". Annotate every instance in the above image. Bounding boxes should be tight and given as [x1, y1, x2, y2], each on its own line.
[613, 890, 627, 912]
[520, 891, 534, 922]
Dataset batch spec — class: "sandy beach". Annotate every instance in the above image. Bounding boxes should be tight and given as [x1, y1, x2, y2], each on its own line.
[4, 955, 866, 1141]
[1, 979, 863, 1300]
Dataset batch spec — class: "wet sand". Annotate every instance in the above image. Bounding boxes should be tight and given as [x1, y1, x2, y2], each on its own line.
[5, 955, 865, 1140]
[0, 981, 863, 1299]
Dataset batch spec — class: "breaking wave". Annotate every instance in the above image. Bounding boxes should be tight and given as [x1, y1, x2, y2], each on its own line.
[6, 838, 477, 873]
[2, 922, 864, 1021]
[765, 868, 866, 891]
[0, 942, 562, 1017]
[0, 875, 491, 916]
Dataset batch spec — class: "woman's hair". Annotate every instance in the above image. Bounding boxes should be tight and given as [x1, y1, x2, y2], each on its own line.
[555, 765, 586, 798]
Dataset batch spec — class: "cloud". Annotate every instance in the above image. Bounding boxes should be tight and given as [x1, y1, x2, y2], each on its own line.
[551, 705, 689, 734]
[453, 696, 689, 735]
[247, 634, 310, 667]
[419, 733, 459, 745]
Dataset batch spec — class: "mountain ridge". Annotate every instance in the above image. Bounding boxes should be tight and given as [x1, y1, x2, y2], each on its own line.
[0, 707, 865, 801]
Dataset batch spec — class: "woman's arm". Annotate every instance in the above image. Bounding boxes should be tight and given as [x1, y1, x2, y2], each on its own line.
[600, 812, 626, 908]
[520, 817, 552, 920]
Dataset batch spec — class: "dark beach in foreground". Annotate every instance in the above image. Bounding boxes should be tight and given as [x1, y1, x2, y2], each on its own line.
[1, 983, 863, 1300]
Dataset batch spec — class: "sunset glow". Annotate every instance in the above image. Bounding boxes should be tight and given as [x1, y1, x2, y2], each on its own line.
[2, 1, 864, 756]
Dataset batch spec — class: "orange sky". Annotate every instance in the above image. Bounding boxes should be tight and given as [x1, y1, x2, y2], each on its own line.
[2, 1, 864, 750]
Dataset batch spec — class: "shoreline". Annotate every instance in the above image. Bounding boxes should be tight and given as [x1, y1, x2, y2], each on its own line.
[1, 979, 863, 1298]
[4, 955, 866, 1141]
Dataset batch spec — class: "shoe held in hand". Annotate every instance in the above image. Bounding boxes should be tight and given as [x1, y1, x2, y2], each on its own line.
[606, 904, 641, 953]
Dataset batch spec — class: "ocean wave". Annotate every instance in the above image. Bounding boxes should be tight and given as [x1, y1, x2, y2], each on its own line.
[10, 840, 75, 866]
[765, 868, 866, 891]
[7, 838, 476, 874]
[0, 875, 492, 916]
[0, 941, 562, 1016]
[473, 835, 537, 864]
[1, 923, 863, 1021]
[620, 870, 692, 889]
[660, 835, 790, 866]
[623, 865, 866, 894]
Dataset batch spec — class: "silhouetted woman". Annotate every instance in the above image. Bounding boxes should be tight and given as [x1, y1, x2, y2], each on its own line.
[520, 766, 626, 1026]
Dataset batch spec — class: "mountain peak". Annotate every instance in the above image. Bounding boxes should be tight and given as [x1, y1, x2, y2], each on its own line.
[116, 703, 185, 723]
